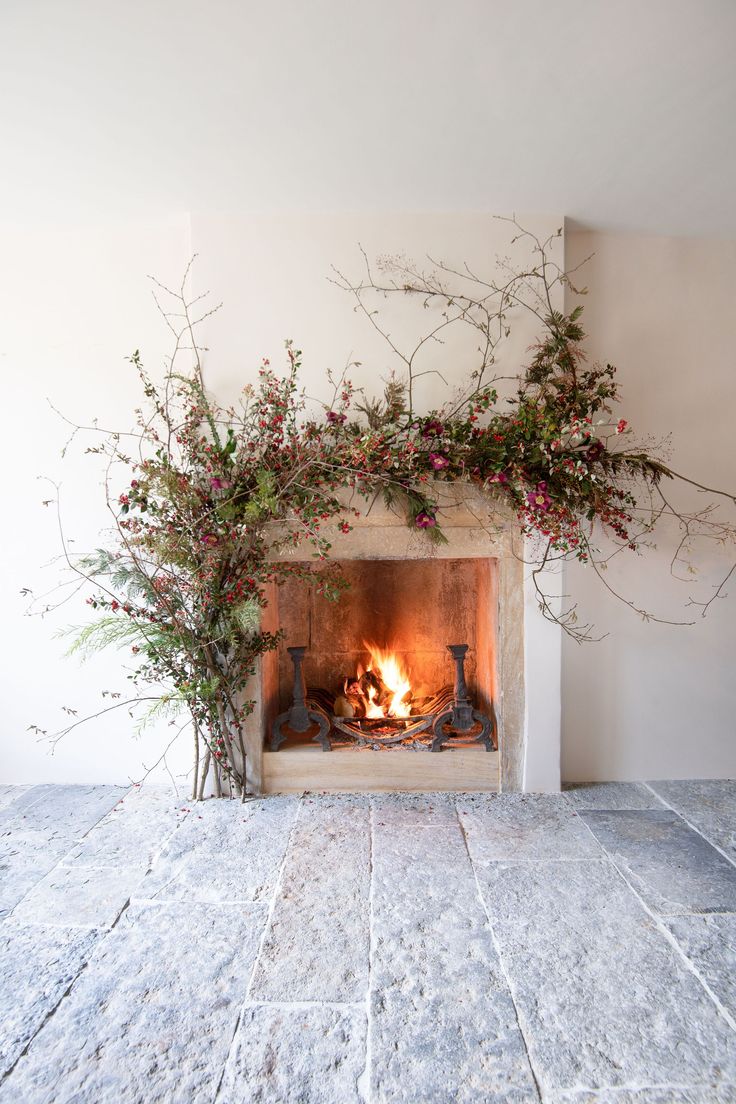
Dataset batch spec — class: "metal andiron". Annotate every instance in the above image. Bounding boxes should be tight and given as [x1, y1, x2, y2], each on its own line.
[430, 644, 494, 752]
[270, 646, 331, 752]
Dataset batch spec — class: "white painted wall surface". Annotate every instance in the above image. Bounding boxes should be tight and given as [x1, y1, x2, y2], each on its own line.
[0, 216, 194, 785]
[562, 231, 736, 781]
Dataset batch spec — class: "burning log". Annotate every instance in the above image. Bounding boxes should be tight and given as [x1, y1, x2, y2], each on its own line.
[334, 693, 355, 718]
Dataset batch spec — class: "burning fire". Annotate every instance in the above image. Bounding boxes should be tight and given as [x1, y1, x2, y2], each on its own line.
[343, 643, 413, 719]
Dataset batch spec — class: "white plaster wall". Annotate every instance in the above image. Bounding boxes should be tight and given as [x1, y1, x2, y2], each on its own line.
[523, 555, 563, 792]
[0, 215, 195, 785]
[562, 231, 736, 782]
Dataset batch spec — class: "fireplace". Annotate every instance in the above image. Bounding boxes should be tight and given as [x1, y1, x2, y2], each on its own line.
[239, 484, 546, 794]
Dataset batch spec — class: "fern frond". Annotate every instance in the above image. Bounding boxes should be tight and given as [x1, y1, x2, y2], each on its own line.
[61, 617, 148, 659]
[230, 598, 261, 636]
[133, 691, 188, 736]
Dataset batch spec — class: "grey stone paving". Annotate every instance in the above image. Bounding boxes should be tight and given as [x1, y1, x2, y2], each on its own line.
[579, 809, 736, 915]
[0, 780, 734, 1103]
[648, 778, 736, 863]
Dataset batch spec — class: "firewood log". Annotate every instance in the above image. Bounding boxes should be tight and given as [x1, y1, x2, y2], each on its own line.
[334, 694, 355, 718]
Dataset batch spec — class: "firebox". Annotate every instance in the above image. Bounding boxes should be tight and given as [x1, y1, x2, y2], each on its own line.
[269, 558, 498, 753]
[243, 485, 530, 794]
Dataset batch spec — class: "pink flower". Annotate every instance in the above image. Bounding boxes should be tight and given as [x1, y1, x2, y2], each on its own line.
[488, 472, 508, 484]
[327, 411, 347, 425]
[210, 477, 230, 490]
[429, 453, 450, 470]
[421, 419, 444, 438]
[415, 510, 437, 529]
[526, 482, 551, 511]
[616, 419, 628, 434]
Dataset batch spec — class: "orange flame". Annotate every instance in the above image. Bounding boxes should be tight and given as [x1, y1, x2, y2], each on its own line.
[360, 642, 412, 718]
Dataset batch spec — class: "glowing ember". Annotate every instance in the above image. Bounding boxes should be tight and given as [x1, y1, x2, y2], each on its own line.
[343, 643, 413, 719]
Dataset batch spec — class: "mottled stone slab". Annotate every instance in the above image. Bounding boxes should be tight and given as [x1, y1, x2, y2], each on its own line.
[666, 913, 736, 1020]
[476, 858, 736, 1095]
[563, 782, 664, 811]
[0, 786, 129, 917]
[0, 785, 30, 813]
[0, 784, 127, 837]
[62, 784, 189, 869]
[648, 779, 736, 863]
[0, 922, 100, 1077]
[370, 791, 459, 830]
[580, 810, 736, 915]
[249, 795, 370, 1003]
[0, 901, 267, 1104]
[370, 822, 538, 1102]
[551, 1088, 736, 1103]
[219, 1004, 367, 1104]
[0, 830, 68, 918]
[458, 793, 601, 863]
[11, 862, 148, 929]
[137, 795, 298, 904]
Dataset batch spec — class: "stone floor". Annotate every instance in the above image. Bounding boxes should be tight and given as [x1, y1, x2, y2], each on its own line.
[0, 782, 735, 1103]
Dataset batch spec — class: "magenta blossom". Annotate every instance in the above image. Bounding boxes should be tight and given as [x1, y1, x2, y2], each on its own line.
[415, 510, 437, 529]
[421, 419, 445, 438]
[429, 453, 450, 470]
[488, 471, 508, 484]
[210, 477, 231, 490]
[526, 482, 551, 511]
[326, 410, 347, 425]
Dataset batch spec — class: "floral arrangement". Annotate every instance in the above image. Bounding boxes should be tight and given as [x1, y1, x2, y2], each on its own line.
[29, 226, 735, 799]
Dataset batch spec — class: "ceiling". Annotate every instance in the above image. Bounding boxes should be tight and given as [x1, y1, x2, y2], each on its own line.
[2, 0, 734, 237]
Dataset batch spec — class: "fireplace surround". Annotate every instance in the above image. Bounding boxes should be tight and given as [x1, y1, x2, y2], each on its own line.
[239, 483, 561, 794]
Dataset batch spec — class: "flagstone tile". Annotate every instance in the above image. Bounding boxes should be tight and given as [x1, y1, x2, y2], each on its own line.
[0, 921, 101, 1077]
[11, 863, 147, 929]
[0, 785, 30, 814]
[458, 793, 601, 863]
[579, 810, 736, 914]
[0, 784, 128, 838]
[665, 912, 736, 1019]
[370, 791, 459, 829]
[219, 1004, 367, 1104]
[369, 822, 539, 1102]
[136, 795, 298, 904]
[549, 1088, 736, 1103]
[249, 795, 370, 1003]
[62, 784, 190, 868]
[475, 858, 736, 1096]
[563, 782, 664, 811]
[0, 901, 267, 1104]
[647, 779, 736, 863]
[0, 830, 69, 919]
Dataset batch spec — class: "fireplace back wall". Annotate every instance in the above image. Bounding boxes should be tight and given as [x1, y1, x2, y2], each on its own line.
[275, 558, 497, 725]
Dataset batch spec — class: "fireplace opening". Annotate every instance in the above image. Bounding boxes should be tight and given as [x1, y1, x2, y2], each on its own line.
[268, 558, 498, 753]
